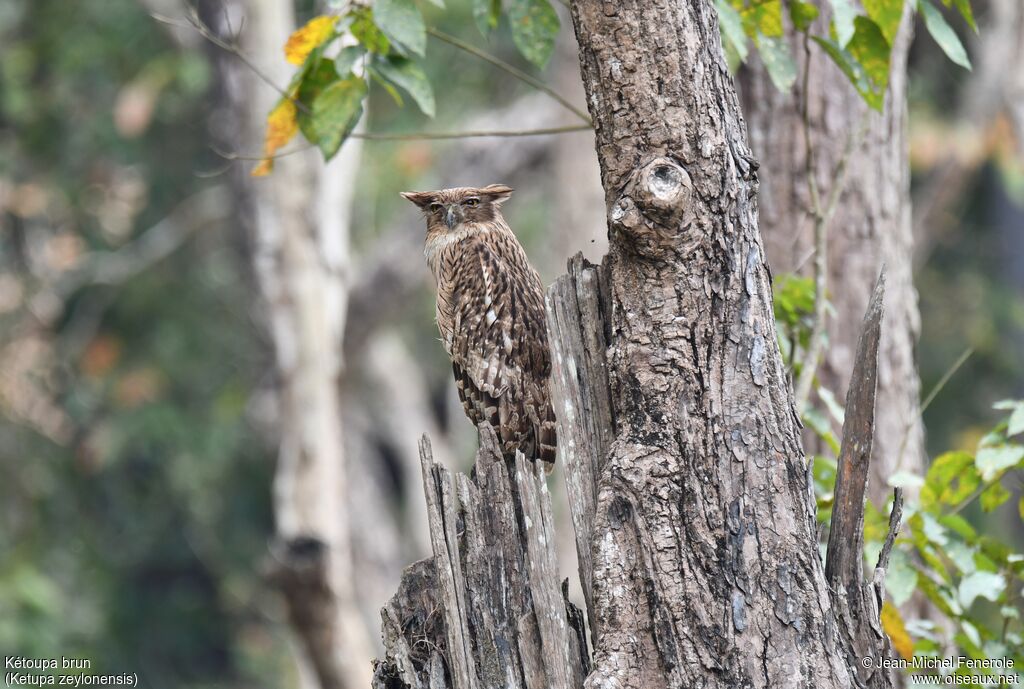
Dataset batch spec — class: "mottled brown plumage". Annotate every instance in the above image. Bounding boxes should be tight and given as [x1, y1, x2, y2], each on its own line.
[401, 184, 556, 470]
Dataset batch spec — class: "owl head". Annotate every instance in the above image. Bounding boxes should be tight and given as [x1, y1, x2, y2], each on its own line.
[400, 184, 513, 230]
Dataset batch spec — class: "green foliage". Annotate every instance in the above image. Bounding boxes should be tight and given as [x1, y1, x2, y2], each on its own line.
[262, 0, 565, 171]
[374, 0, 428, 57]
[505, 0, 560, 69]
[715, 0, 975, 112]
[918, 0, 971, 70]
[369, 55, 437, 117]
[772, 272, 817, 364]
[472, 0, 502, 36]
[771, 267, 1024, 679]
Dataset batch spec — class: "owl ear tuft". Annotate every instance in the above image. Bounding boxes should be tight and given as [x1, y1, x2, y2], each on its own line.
[400, 191, 437, 209]
[481, 184, 513, 206]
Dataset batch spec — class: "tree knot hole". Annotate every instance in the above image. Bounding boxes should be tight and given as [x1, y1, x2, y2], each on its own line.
[610, 157, 694, 249]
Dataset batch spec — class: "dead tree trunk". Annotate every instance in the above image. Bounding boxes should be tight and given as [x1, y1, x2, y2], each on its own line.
[374, 1, 901, 687]
[371, 427, 589, 689]
[737, 8, 924, 502]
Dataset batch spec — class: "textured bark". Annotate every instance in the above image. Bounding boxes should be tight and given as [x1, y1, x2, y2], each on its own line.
[550, 0, 897, 686]
[825, 273, 904, 687]
[371, 428, 589, 689]
[737, 10, 923, 502]
[374, 2, 901, 686]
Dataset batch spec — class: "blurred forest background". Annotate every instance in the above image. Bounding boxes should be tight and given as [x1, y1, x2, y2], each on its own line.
[0, 0, 1021, 687]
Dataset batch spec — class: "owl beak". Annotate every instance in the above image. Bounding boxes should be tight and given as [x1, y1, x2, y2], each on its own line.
[445, 205, 458, 229]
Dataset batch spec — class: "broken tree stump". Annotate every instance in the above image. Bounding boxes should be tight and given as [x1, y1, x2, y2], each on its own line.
[371, 425, 588, 689]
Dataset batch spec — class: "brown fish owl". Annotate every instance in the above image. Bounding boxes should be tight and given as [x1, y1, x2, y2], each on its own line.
[401, 184, 556, 471]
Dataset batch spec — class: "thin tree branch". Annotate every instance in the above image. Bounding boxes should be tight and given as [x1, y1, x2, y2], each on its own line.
[353, 124, 593, 139]
[427, 27, 592, 124]
[872, 487, 905, 606]
[892, 346, 973, 474]
[160, 5, 312, 115]
[793, 36, 871, 413]
[213, 124, 592, 163]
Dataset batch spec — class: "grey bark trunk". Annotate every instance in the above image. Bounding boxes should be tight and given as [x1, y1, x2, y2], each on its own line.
[551, 0, 895, 685]
[737, 11, 924, 502]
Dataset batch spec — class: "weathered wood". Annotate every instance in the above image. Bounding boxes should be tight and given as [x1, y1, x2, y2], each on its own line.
[545, 253, 613, 626]
[372, 427, 588, 689]
[826, 272, 886, 589]
[826, 272, 901, 688]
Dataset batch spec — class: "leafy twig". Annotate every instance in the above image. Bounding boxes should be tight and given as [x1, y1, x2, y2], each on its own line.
[793, 34, 870, 413]
[427, 28, 592, 124]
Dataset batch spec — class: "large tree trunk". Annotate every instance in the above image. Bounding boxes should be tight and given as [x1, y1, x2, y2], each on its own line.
[551, 1, 895, 686]
[374, 2, 900, 687]
[738, 10, 923, 502]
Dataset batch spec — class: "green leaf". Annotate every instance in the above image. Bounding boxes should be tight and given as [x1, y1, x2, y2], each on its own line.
[369, 55, 435, 117]
[812, 34, 883, 111]
[755, 33, 797, 91]
[828, 0, 857, 46]
[350, 8, 391, 54]
[888, 470, 924, 490]
[980, 481, 1011, 512]
[731, 0, 784, 38]
[818, 386, 845, 425]
[846, 17, 892, 92]
[472, 0, 502, 36]
[804, 408, 840, 455]
[885, 548, 918, 607]
[335, 45, 367, 76]
[716, 0, 749, 62]
[773, 273, 815, 326]
[370, 70, 404, 106]
[863, 0, 904, 46]
[296, 62, 366, 160]
[788, 1, 819, 32]
[939, 513, 976, 541]
[958, 571, 1005, 609]
[373, 0, 427, 57]
[975, 445, 1024, 482]
[993, 399, 1024, 436]
[952, 0, 977, 32]
[918, 0, 971, 70]
[507, 0, 560, 68]
[424, 0, 445, 7]
[943, 539, 976, 574]
[917, 573, 961, 616]
[921, 450, 978, 508]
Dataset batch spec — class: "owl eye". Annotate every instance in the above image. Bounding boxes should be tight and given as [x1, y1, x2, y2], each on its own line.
[463, 198, 480, 207]
[429, 203, 443, 213]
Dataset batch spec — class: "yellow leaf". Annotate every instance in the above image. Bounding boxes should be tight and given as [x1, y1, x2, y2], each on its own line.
[252, 98, 299, 177]
[284, 15, 339, 65]
[881, 601, 914, 660]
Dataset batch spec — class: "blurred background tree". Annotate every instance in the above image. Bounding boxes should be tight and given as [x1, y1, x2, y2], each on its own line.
[0, 0, 1021, 687]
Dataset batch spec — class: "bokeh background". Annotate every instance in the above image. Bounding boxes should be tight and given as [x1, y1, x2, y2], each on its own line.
[0, 0, 1021, 687]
